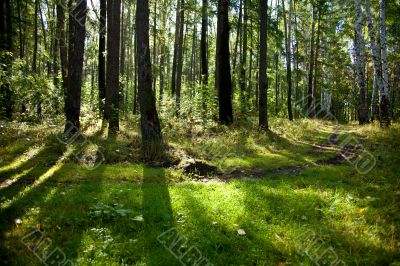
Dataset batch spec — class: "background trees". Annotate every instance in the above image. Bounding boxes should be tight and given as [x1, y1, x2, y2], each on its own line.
[0, 0, 399, 140]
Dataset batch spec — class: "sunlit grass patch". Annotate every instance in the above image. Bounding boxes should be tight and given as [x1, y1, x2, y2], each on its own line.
[0, 119, 399, 265]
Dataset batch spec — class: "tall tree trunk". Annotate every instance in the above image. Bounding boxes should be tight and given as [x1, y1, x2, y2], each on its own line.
[283, 0, 293, 121]
[378, 0, 390, 126]
[98, 0, 106, 115]
[39, 4, 51, 75]
[249, 19, 254, 110]
[201, 0, 208, 113]
[365, 0, 382, 122]
[233, 0, 242, 71]
[239, 0, 248, 112]
[307, 1, 316, 118]
[259, 0, 268, 130]
[159, 0, 167, 105]
[136, 0, 163, 157]
[216, 0, 233, 125]
[105, 0, 121, 133]
[133, 24, 138, 114]
[171, 0, 181, 95]
[33, 0, 39, 72]
[294, 0, 300, 116]
[175, 0, 185, 112]
[274, 0, 279, 115]
[57, 0, 68, 114]
[312, 6, 321, 118]
[120, 1, 126, 113]
[354, 0, 368, 124]
[1, 0, 14, 118]
[152, 0, 157, 94]
[64, 0, 87, 133]
[17, 0, 24, 58]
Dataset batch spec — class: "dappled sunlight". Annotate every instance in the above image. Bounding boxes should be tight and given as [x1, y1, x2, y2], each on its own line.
[0, 144, 45, 173]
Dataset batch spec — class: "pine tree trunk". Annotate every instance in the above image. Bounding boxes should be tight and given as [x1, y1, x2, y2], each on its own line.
[105, 0, 121, 132]
[120, 1, 126, 113]
[133, 26, 138, 115]
[354, 0, 368, 124]
[201, 0, 208, 112]
[259, 0, 268, 130]
[98, 0, 106, 115]
[56, 0, 68, 114]
[239, 0, 248, 112]
[294, 0, 300, 116]
[0, 0, 13, 118]
[378, 0, 390, 126]
[33, 0, 38, 72]
[312, 7, 321, 118]
[17, 0, 24, 59]
[283, 0, 293, 121]
[175, 0, 185, 112]
[307, 1, 316, 118]
[64, 0, 87, 133]
[233, 0, 242, 71]
[136, 0, 163, 157]
[216, 0, 233, 125]
[274, 0, 279, 115]
[171, 0, 181, 96]
[152, 0, 157, 94]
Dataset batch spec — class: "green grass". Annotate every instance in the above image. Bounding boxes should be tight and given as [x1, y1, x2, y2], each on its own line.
[0, 118, 399, 265]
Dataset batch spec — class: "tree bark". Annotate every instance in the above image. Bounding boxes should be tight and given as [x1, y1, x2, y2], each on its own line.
[33, 0, 39, 72]
[378, 0, 390, 126]
[175, 0, 185, 112]
[201, 0, 208, 112]
[354, 0, 368, 124]
[98, 0, 106, 115]
[216, 0, 233, 125]
[105, 0, 121, 132]
[259, 0, 268, 130]
[239, 0, 248, 112]
[293, 0, 299, 116]
[232, 0, 242, 71]
[365, 0, 382, 122]
[57, 0, 68, 114]
[307, 1, 316, 118]
[120, 1, 126, 112]
[152, 0, 157, 94]
[312, 6, 321, 118]
[136, 0, 163, 157]
[171, 0, 181, 96]
[283, 0, 293, 121]
[274, 0, 279, 115]
[64, 0, 87, 133]
[0, 0, 13, 118]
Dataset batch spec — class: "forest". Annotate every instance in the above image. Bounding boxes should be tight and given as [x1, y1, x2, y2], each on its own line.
[0, 0, 399, 265]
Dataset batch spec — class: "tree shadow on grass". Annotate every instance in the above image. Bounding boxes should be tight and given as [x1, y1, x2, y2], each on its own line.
[141, 166, 179, 266]
[0, 148, 72, 264]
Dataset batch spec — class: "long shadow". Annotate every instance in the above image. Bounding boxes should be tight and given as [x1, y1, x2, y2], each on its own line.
[33, 162, 106, 265]
[0, 126, 109, 265]
[0, 151, 70, 264]
[141, 167, 179, 266]
[0, 143, 66, 197]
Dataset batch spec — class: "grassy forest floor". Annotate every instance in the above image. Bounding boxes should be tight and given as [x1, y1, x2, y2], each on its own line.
[0, 117, 399, 265]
